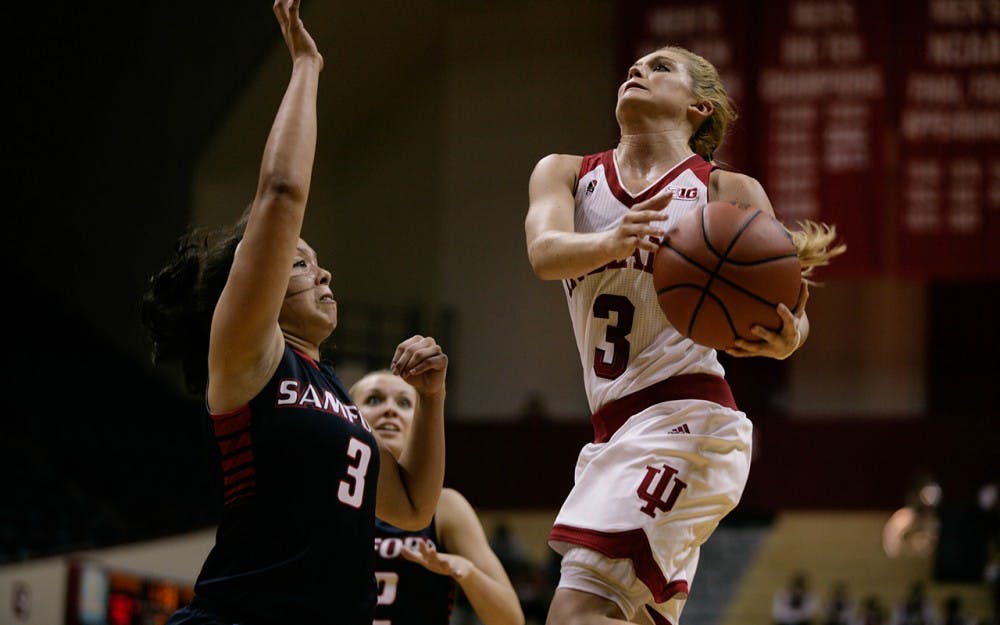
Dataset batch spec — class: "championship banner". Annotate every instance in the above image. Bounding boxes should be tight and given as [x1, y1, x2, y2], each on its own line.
[895, 0, 1000, 279]
[755, 0, 891, 277]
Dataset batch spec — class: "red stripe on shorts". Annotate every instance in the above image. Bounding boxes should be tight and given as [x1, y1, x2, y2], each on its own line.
[590, 373, 737, 443]
[549, 524, 689, 604]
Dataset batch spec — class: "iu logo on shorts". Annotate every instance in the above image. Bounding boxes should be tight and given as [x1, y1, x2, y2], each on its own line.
[637, 464, 688, 518]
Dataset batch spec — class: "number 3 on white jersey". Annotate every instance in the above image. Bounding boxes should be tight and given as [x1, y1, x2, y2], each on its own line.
[337, 437, 371, 508]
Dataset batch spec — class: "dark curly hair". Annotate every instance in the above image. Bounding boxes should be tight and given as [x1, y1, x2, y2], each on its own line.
[140, 211, 249, 395]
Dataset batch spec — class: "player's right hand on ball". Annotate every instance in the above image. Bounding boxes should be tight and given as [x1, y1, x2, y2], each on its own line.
[606, 191, 672, 259]
[391, 335, 448, 396]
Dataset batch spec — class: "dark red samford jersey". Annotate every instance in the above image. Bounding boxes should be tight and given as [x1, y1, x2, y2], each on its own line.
[191, 344, 381, 625]
[374, 516, 456, 625]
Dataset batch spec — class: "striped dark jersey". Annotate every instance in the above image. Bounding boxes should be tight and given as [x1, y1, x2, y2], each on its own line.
[191, 344, 381, 625]
[374, 516, 456, 625]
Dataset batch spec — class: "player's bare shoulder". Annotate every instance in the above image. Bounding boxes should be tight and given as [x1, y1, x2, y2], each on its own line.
[709, 168, 774, 217]
[531, 153, 584, 191]
[434, 488, 483, 542]
[436, 487, 474, 520]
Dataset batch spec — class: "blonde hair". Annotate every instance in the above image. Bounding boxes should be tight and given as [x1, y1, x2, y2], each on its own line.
[660, 46, 737, 162]
[788, 220, 848, 283]
[348, 368, 396, 402]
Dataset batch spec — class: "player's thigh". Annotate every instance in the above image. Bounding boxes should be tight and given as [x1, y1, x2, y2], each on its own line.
[546, 587, 627, 625]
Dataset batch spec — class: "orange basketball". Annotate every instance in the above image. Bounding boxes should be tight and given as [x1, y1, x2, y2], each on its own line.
[652, 201, 802, 350]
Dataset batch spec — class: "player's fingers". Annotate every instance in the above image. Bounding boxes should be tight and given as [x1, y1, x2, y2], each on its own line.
[724, 345, 753, 358]
[776, 303, 796, 328]
[619, 223, 666, 245]
[794, 281, 810, 315]
[391, 335, 427, 374]
[404, 358, 448, 379]
[401, 345, 447, 376]
[635, 190, 673, 211]
[400, 547, 424, 563]
[638, 238, 660, 254]
[751, 325, 782, 343]
[624, 208, 669, 224]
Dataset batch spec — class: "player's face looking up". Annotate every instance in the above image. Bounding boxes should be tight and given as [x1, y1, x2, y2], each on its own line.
[278, 238, 337, 339]
[617, 49, 697, 116]
[353, 372, 416, 460]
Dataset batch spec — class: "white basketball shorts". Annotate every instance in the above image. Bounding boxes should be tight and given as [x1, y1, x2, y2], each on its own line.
[549, 374, 752, 624]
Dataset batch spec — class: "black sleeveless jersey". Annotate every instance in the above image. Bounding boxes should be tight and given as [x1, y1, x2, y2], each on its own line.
[373, 516, 456, 625]
[191, 344, 381, 625]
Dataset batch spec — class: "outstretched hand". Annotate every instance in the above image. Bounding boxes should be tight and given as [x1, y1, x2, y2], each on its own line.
[725, 280, 810, 360]
[273, 0, 323, 70]
[604, 191, 672, 260]
[391, 335, 448, 397]
[402, 539, 472, 581]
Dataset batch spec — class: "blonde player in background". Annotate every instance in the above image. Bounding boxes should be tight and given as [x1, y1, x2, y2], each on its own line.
[351, 371, 524, 625]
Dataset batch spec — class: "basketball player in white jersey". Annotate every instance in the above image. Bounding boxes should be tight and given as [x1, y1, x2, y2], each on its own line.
[524, 46, 845, 625]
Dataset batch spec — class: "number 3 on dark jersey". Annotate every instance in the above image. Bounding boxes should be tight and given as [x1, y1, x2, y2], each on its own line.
[337, 437, 372, 508]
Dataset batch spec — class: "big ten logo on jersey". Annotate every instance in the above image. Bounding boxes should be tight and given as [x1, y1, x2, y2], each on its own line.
[666, 185, 698, 201]
[374, 535, 436, 560]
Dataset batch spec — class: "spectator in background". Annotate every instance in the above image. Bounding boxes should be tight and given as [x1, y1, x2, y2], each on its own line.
[773, 571, 819, 625]
[988, 554, 1000, 625]
[486, 522, 547, 624]
[940, 595, 977, 625]
[977, 481, 1000, 625]
[856, 596, 888, 625]
[823, 580, 857, 625]
[489, 522, 532, 580]
[884, 476, 943, 558]
[889, 581, 940, 625]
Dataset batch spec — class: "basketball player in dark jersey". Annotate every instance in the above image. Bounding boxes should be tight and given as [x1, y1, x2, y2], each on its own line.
[351, 371, 524, 625]
[140, 2, 447, 624]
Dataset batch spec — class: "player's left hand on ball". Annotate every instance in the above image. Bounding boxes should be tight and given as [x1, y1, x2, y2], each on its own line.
[725, 280, 809, 360]
[391, 335, 448, 395]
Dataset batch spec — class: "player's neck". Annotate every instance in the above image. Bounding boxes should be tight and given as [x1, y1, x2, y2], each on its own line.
[615, 133, 694, 182]
[284, 333, 321, 362]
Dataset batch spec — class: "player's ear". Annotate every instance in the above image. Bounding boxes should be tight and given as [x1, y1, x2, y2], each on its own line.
[689, 100, 713, 122]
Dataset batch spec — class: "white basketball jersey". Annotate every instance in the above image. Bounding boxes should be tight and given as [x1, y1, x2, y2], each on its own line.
[565, 150, 725, 413]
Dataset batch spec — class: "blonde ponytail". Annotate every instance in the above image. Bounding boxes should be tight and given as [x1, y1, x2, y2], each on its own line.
[788, 220, 847, 283]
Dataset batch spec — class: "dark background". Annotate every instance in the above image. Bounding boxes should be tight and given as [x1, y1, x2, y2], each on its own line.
[5, 1, 279, 559]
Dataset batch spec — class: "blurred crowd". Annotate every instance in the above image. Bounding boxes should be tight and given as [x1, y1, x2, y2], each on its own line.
[773, 575, 992, 625]
[774, 477, 1000, 625]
